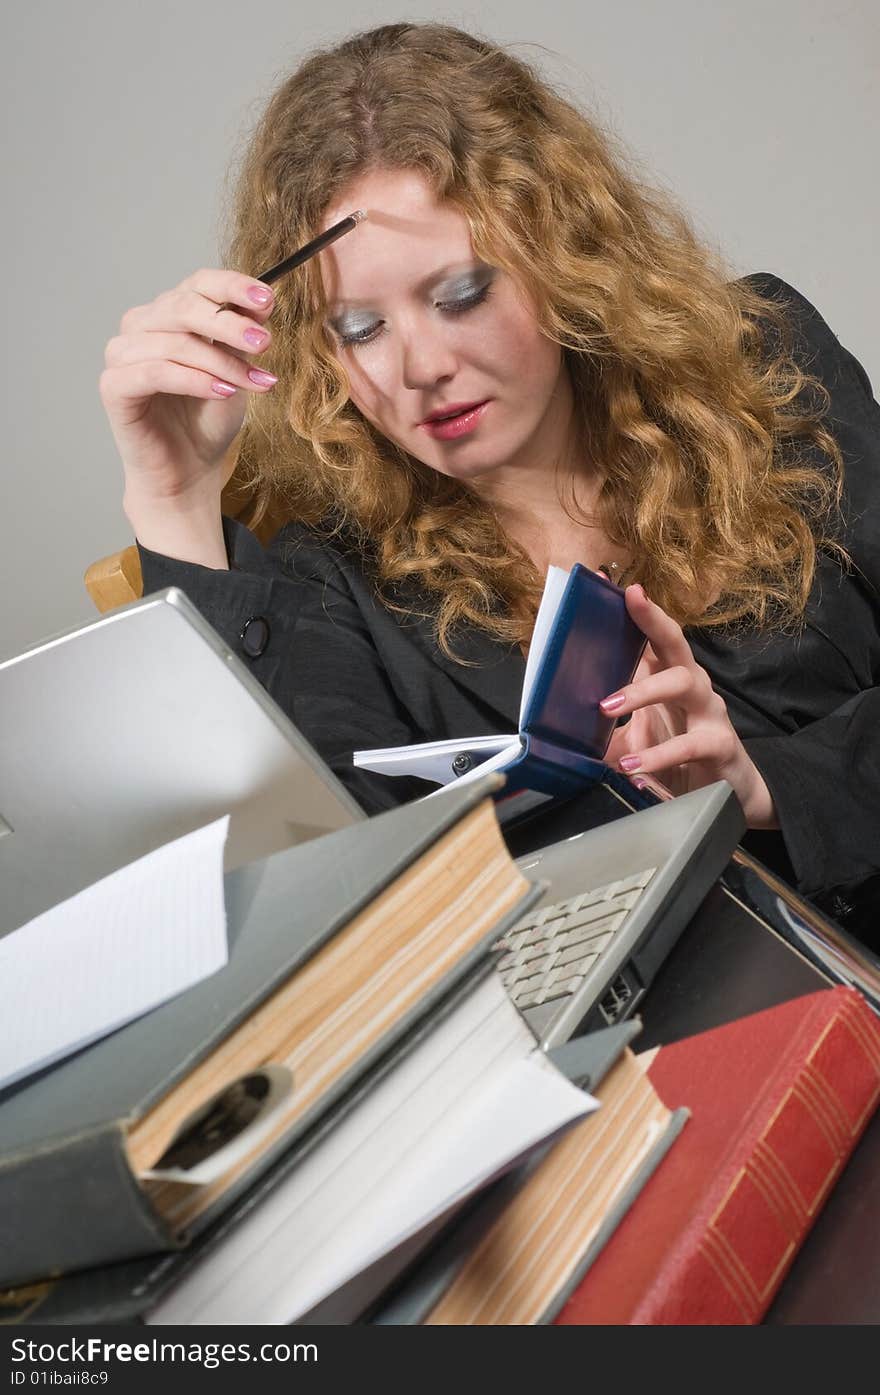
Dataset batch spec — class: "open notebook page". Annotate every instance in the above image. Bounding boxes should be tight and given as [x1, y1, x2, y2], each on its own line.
[0, 816, 229, 1090]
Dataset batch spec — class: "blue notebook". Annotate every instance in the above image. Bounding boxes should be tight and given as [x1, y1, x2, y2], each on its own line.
[354, 564, 647, 803]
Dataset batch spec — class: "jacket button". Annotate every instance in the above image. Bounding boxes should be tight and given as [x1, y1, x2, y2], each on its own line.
[240, 615, 270, 658]
[831, 894, 854, 923]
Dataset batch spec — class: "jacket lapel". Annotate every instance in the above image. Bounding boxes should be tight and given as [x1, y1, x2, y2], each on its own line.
[404, 609, 526, 731]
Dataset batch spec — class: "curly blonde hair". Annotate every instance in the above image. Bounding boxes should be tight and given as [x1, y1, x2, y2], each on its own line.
[222, 21, 845, 654]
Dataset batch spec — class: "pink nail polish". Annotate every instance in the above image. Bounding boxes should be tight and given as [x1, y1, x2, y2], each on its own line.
[248, 368, 278, 387]
[244, 327, 268, 348]
[600, 693, 625, 712]
[247, 285, 273, 306]
[619, 755, 642, 772]
[211, 381, 236, 397]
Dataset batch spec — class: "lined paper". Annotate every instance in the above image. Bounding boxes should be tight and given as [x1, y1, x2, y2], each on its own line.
[0, 816, 229, 1090]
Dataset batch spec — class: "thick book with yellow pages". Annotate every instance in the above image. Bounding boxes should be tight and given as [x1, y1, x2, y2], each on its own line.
[0, 774, 538, 1287]
[0, 970, 593, 1326]
[371, 1020, 687, 1325]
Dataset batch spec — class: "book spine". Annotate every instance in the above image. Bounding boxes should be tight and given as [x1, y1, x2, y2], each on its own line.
[503, 736, 607, 798]
[0, 1126, 176, 1287]
[635, 991, 880, 1325]
[537, 1106, 689, 1325]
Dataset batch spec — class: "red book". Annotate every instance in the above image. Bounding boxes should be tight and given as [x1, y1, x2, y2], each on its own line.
[554, 986, 880, 1325]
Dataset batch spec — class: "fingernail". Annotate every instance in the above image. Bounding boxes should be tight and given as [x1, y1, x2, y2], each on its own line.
[248, 368, 278, 387]
[629, 583, 646, 601]
[244, 327, 269, 348]
[600, 693, 626, 712]
[619, 755, 642, 772]
[211, 381, 237, 397]
[247, 284, 273, 306]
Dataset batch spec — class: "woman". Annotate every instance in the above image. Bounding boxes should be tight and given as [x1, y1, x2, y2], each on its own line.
[99, 23, 880, 943]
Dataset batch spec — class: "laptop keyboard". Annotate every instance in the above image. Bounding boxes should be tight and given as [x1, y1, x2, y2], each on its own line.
[497, 867, 657, 1011]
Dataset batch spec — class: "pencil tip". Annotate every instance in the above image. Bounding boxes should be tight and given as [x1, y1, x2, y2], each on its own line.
[350, 209, 368, 223]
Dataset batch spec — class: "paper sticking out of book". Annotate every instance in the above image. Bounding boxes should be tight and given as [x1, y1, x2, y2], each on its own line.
[421, 1047, 683, 1326]
[142, 1064, 295, 1186]
[0, 816, 230, 1091]
[370, 1025, 687, 1327]
[353, 563, 646, 797]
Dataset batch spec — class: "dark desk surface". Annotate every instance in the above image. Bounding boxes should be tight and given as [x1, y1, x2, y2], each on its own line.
[637, 877, 880, 1326]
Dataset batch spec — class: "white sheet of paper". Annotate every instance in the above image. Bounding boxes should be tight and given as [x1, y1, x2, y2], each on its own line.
[353, 733, 515, 785]
[0, 815, 230, 1090]
[520, 564, 568, 720]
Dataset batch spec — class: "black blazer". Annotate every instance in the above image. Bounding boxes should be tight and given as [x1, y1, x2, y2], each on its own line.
[139, 275, 880, 943]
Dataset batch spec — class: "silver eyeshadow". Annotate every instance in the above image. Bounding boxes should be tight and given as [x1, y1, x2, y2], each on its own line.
[328, 265, 496, 344]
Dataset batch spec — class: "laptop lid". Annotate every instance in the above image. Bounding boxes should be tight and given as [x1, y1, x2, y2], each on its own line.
[0, 588, 363, 934]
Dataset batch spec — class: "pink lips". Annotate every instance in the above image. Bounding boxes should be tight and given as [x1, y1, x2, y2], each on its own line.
[419, 401, 490, 440]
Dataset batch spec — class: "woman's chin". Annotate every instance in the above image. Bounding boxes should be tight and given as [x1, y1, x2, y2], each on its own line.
[412, 443, 523, 486]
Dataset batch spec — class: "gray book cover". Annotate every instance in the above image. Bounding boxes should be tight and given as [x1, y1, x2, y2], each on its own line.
[0, 958, 505, 1324]
[0, 772, 537, 1287]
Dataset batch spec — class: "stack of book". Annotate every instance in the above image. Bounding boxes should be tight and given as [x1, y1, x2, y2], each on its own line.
[0, 772, 603, 1324]
[369, 985, 880, 1326]
[4, 763, 880, 1327]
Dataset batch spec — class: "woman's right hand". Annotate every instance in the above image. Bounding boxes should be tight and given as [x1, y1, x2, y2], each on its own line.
[99, 269, 279, 564]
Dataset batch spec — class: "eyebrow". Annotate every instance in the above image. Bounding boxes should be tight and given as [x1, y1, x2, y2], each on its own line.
[326, 260, 491, 323]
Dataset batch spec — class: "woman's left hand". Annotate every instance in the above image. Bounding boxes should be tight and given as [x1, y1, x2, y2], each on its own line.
[601, 584, 779, 830]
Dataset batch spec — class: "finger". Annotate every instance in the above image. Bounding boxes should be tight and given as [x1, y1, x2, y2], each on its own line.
[623, 583, 695, 671]
[104, 331, 278, 394]
[120, 289, 274, 357]
[99, 359, 247, 418]
[599, 664, 692, 716]
[626, 642, 659, 687]
[601, 662, 719, 718]
[616, 726, 737, 777]
[637, 641, 661, 677]
[175, 267, 276, 318]
[629, 773, 676, 801]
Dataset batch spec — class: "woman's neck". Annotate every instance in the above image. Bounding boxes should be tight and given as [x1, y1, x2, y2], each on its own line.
[473, 462, 628, 578]
[464, 368, 629, 578]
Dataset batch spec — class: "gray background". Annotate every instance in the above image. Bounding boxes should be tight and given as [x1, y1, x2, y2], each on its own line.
[2, 0, 877, 656]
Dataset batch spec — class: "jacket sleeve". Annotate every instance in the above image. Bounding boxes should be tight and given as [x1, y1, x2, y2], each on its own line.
[138, 522, 432, 815]
[737, 275, 880, 901]
[744, 690, 880, 899]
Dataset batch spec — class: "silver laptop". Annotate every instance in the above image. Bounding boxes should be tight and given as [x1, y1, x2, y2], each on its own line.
[0, 588, 363, 934]
[2, 588, 744, 1048]
[504, 782, 744, 1047]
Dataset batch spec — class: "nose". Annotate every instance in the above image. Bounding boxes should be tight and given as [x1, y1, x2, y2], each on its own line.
[399, 317, 458, 394]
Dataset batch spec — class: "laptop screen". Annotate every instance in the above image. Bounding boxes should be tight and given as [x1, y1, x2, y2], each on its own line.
[0, 589, 363, 934]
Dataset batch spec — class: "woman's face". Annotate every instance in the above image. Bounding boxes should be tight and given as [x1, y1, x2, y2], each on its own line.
[318, 168, 574, 488]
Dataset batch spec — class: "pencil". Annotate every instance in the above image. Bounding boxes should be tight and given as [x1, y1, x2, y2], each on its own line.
[215, 210, 367, 315]
[257, 209, 367, 285]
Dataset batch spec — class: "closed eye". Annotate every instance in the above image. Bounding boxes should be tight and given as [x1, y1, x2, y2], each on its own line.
[336, 320, 386, 348]
[435, 282, 493, 317]
[335, 283, 493, 349]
